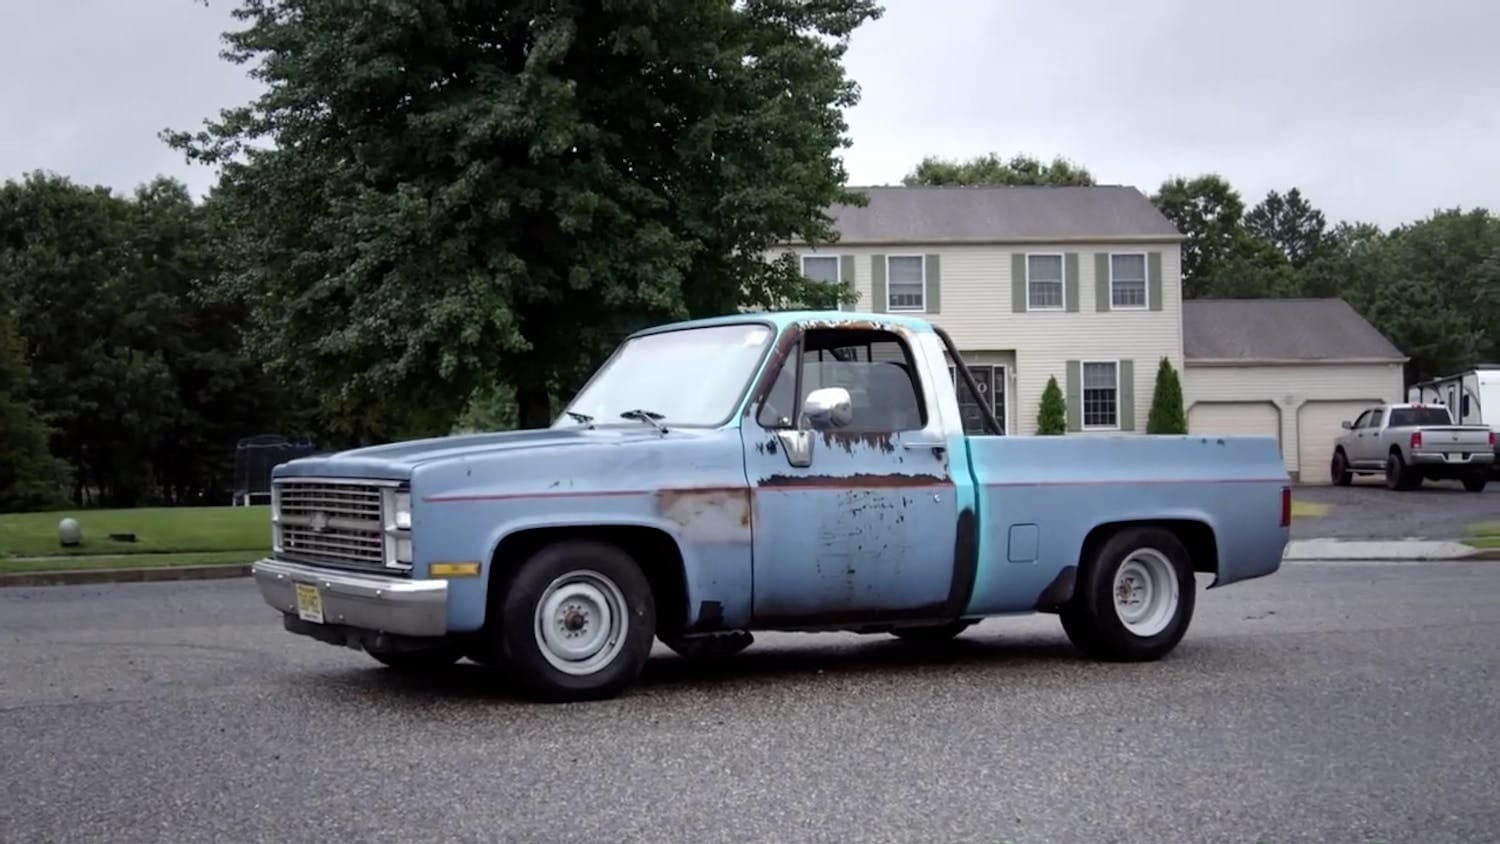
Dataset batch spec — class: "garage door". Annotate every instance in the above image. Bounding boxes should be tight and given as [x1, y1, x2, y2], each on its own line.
[1188, 402, 1281, 440]
[1298, 400, 1378, 484]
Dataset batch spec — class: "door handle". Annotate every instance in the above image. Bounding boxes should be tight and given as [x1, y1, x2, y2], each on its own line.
[904, 438, 947, 452]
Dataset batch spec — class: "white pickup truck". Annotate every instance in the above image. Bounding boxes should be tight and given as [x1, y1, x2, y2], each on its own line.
[1331, 402, 1495, 491]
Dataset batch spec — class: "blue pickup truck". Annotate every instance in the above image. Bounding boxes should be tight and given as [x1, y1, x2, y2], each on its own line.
[252, 311, 1290, 701]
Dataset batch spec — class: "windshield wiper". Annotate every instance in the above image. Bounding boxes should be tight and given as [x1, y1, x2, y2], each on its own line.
[564, 410, 594, 427]
[620, 408, 668, 434]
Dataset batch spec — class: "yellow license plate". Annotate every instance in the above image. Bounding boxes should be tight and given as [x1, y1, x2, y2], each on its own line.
[294, 582, 325, 624]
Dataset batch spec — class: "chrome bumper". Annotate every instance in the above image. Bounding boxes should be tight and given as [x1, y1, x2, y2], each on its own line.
[1409, 451, 1495, 466]
[251, 558, 448, 638]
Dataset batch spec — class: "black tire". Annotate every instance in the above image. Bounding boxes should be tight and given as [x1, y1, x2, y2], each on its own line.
[367, 643, 464, 673]
[1463, 474, 1488, 492]
[495, 539, 656, 702]
[1385, 452, 1419, 490]
[890, 619, 976, 643]
[1331, 450, 1353, 486]
[660, 631, 754, 661]
[1059, 526, 1196, 662]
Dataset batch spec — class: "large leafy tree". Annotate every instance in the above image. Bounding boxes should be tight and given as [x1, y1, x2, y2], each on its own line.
[1245, 187, 1328, 269]
[167, 0, 880, 433]
[1150, 174, 1245, 298]
[903, 152, 1094, 187]
[0, 308, 66, 511]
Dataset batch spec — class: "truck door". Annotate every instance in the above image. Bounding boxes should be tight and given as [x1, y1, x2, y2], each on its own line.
[740, 324, 964, 627]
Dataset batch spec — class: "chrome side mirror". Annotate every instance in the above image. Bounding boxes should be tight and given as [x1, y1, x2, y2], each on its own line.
[803, 387, 852, 430]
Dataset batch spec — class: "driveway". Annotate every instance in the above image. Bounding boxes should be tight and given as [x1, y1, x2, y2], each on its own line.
[3, 572, 1500, 842]
[1293, 476, 1498, 539]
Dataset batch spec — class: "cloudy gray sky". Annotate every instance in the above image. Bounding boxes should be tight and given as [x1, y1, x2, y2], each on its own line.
[2, 0, 1496, 228]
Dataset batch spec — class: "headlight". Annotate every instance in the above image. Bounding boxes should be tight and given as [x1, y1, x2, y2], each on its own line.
[393, 491, 411, 530]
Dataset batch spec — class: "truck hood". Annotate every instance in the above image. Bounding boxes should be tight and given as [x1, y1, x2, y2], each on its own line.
[272, 425, 675, 481]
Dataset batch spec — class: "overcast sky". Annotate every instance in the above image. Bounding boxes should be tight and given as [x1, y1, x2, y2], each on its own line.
[2, 0, 1496, 229]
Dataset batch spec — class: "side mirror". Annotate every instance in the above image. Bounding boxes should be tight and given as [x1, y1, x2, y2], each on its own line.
[1341, 420, 1352, 430]
[803, 387, 853, 430]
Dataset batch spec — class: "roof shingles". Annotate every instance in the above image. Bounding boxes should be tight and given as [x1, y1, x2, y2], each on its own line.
[820, 185, 1184, 244]
[1183, 299, 1406, 363]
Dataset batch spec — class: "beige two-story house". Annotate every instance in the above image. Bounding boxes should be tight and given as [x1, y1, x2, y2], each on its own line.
[772, 185, 1186, 436]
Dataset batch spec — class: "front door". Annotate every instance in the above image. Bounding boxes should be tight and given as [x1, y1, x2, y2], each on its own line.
[741, 324, 962, 628]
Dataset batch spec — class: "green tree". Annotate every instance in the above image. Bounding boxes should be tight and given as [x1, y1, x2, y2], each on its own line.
[1146, 357, 1187, 434]
[167, 0, 880, 432]
[1036, 375, 1066, 434]
[1199, 231, 1297, 299]
[1245, 188, 1328, 269]
[0, 309, 66, 511]
[903, 152, 1094, 186]
[1150, 174, 1245, 297]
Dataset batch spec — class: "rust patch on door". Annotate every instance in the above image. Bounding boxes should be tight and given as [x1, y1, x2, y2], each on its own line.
[818, 430, 898, 454]
[655, 487, 753, 542]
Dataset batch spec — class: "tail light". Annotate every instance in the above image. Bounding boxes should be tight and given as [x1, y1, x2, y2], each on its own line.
[1410, 431, 1422, 450]
[1280, 486, 1291, 528]
[1490, 431, 1496, 448]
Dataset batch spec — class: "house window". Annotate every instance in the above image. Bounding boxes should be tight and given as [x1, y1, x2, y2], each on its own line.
[886, 256, 925, 311]
[801, 255, 840, 285]
[1082, 361, 1119, 429]
[1026, 254, 1064, 310]
[949, 364, 1006, 435]
[1110, 253, 1147, 309]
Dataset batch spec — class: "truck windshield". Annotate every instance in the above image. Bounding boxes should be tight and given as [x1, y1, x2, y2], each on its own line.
[557, 323, 774, 427]
[1390, 407, 1454, 426]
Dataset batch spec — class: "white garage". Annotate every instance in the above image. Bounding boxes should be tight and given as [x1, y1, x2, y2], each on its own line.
[1296, 400, 1382, 484]
[1183, 299, 1407, 483]
[1188, 401, 1281, 441]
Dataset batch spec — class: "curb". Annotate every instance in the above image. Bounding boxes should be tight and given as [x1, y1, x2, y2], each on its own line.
[1284, 546, 1500, 563]
[0, 563, 252, 589]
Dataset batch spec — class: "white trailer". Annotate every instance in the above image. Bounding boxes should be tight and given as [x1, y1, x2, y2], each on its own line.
[1407, 364, 1500, 471]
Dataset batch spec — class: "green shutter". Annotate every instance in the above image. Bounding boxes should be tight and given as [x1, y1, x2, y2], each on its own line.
[924, 253, 940, 313]
[1066, 359, 1082, 432]
[1118, 359, 1135, 431]
[839, 254, 856, 311]
[1095, 253, 1111, 312]
[1148, 251, 1163, 312]
[871, 254, 887, 313]
[1065, 253, 1080, 313]
[1011, 253, 1026, 313]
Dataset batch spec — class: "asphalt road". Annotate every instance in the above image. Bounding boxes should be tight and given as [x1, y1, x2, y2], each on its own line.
[1293, 479, 1497, 539]
[3, 564, 1499, 844]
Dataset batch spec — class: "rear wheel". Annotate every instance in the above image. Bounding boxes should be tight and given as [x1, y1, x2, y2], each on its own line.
[495, 540, 656, 702]
[1331, 450, 1353, 486]
[1385, 452, 1420, 490]
[1463, 474, 1488, 492]
[1060, 527, 1196, 662]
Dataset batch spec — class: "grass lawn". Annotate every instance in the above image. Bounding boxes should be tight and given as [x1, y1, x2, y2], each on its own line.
[1465, 522, 1500, 549]
[0, 506, 270, 558]
[0, 550, 258, 574]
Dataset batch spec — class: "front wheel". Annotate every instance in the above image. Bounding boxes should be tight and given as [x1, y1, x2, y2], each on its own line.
[1331, 450, 1353, 486]
[495, 540, 656, 702]
[1059, 527, 1196, 662]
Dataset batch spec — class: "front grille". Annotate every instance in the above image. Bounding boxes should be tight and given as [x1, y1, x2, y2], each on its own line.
[274, 480, 392, 572]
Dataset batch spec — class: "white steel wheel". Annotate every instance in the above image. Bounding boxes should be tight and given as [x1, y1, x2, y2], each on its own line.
[533, 569, 630, 676]
[1111, 549, 1179, 637]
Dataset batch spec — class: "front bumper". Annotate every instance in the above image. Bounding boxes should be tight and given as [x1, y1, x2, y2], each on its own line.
[251, 558, 448, 637]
